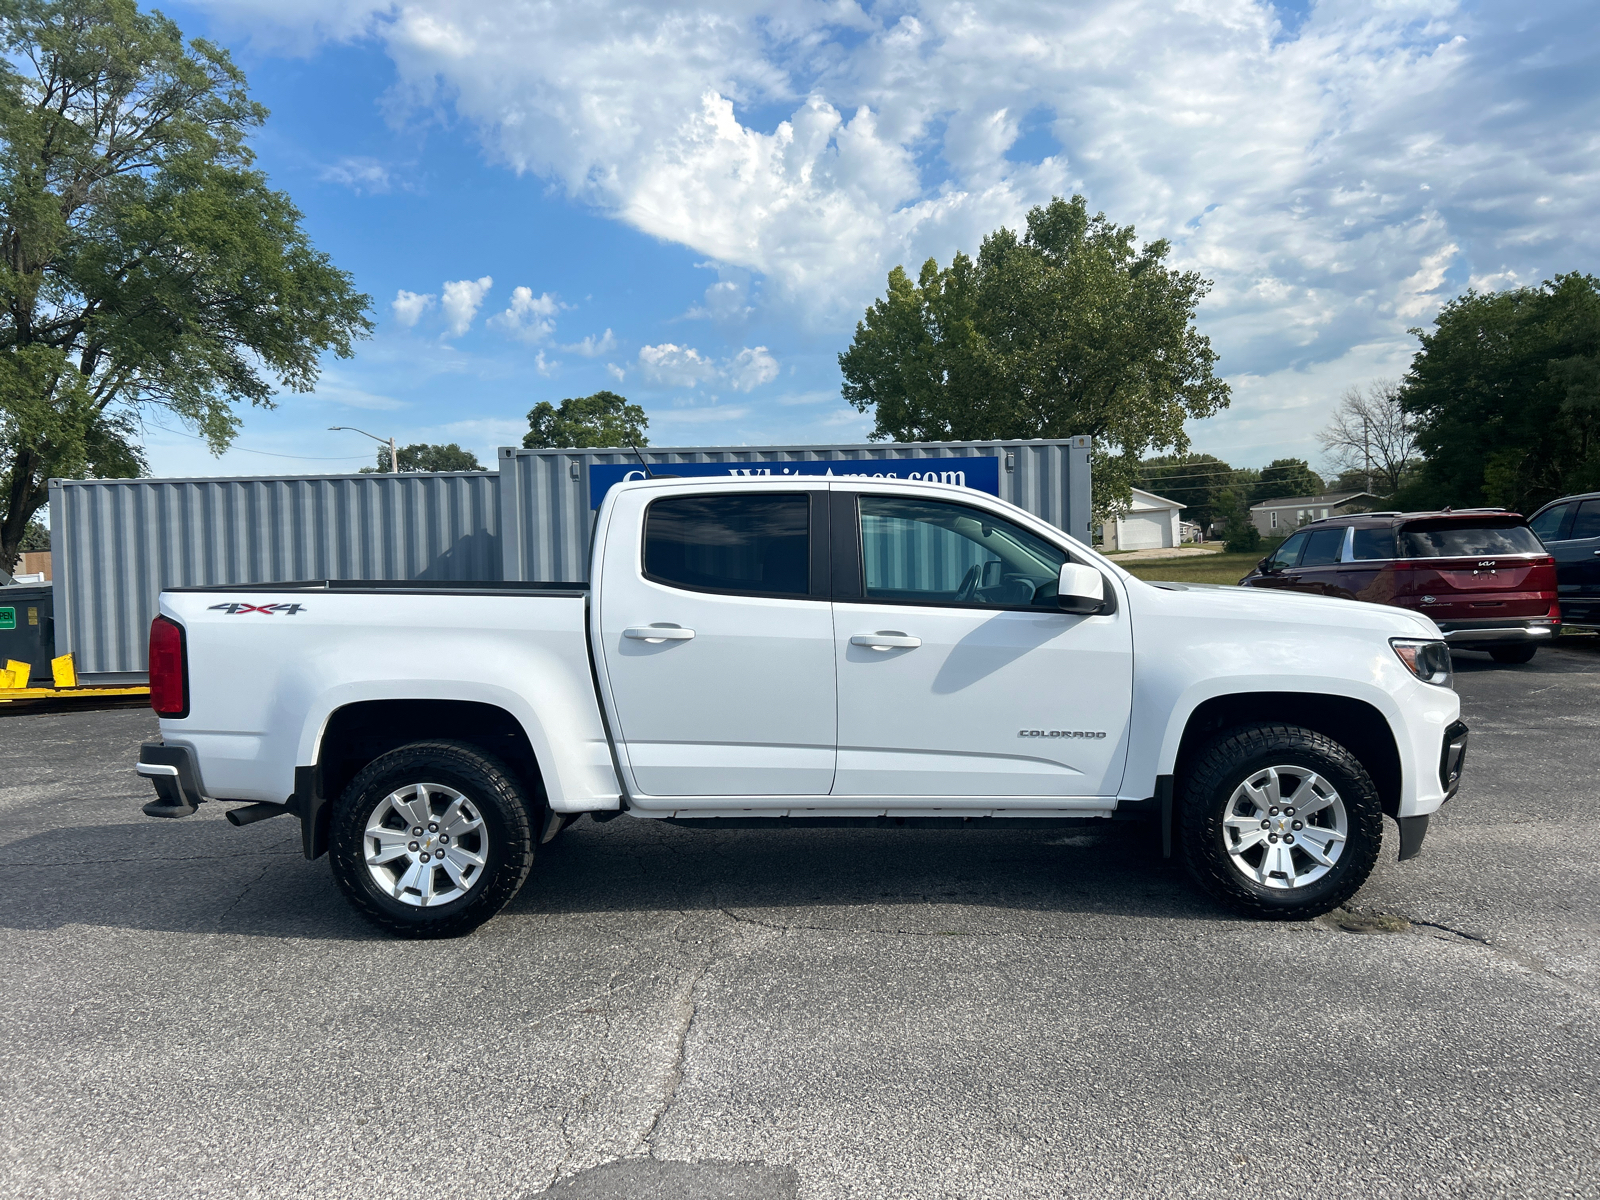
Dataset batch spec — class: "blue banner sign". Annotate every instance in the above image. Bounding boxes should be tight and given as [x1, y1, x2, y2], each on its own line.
[588, 456, 1001, 509]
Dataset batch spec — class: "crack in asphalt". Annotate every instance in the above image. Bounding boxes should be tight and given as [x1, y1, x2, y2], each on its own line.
[215, 860, 278, 926]
[1400, 914, 1600, 1005]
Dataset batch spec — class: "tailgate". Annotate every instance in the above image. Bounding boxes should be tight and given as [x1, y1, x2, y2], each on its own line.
[1398, 558, 1552, 620]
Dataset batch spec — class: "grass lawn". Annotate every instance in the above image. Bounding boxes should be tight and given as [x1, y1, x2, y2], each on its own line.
[1117, 550, 1265, 585]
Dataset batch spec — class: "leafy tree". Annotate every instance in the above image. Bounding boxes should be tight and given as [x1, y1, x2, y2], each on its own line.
[1253, 458, 1325, 505]
[0, 0, 373, 571]
[1214, 487, 1261, 553]
[19, 514, 46, 549]
[1399, 273, 1600, 514]
[360, 442, 485, 473]
[523, 390, 649, 450]
[838, 195, 1230, 518]
[1138, 452, 1234, 531]
[1316, 381, 1414, 497]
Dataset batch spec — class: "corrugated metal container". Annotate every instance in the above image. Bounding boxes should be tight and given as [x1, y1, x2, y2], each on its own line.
[50, 472, 500, 683]
[499, 437, 1093, 583]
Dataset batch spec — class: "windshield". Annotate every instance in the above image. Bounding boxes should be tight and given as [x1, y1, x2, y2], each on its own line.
[1398, 519, 1543, 558]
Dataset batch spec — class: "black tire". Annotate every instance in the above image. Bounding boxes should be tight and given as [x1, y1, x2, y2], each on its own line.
[330, 740, 537, 938]
[1179, 723, 1383, 920]
[1489, 645, 1538, 664]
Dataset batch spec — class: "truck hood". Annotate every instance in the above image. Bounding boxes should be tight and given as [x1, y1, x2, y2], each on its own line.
[1132, 579, 1442, 638]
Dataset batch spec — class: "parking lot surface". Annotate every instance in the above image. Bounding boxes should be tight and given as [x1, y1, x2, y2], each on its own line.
[2, 642, 1598, 1199]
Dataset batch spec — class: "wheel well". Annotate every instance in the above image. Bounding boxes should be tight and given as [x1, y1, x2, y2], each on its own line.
[314, 700, 545, 811]
[1175, 693, 1402, 818]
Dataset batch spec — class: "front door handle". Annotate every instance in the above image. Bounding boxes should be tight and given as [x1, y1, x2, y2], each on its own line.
[850, 632, 921, 651]
[624, 625, 695, 642]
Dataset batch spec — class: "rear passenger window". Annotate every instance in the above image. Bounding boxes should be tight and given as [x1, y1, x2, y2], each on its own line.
[644, 494, 810, 596]
[1351, 528, 1397, 560]
[1299, 528, 1346, 567]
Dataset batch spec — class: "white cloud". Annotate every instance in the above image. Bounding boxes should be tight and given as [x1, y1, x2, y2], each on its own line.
[441, 276, 493, 337]
[725, 345, 779, 392]
[199, 0, 1600, 458]
[534, 350, 557, 376]
[605, 363, 627, 382]
[636, 342, 780, 390]
[563, 328, 617, 356]
[391, 289, 435, 327]
[489, 285, 561, 342]
[638, 342, 719, 388]
[319, 155, 396, 194]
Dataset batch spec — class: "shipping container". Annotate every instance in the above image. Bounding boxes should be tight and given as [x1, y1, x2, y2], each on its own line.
[50, 471, 500, 684]
[51, 437, 1091, 682]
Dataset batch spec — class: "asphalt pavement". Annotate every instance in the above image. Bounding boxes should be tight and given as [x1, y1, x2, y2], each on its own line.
[2, 640, 1597, 1198]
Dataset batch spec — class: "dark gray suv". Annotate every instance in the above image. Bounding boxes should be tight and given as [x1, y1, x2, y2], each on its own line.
[1528, 493, 1600, 627]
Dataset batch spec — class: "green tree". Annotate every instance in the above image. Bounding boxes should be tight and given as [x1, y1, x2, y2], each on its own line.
[1399, 273, 1600, 514]
[1138, 452, 1234, 531]
[523, 390, 649, 450]
[1214, 487, 1262, 553]
[838, 195, 1230, 518]
[0, 0, 372, 570]
[360, 442, 485, 473]
[1253, 458, 1325, 505]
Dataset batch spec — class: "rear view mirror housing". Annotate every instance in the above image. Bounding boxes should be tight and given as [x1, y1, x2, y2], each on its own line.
[1057, 563, 1107, 615]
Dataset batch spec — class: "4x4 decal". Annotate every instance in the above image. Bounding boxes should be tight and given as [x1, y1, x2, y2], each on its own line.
[207, 602, 307, 615]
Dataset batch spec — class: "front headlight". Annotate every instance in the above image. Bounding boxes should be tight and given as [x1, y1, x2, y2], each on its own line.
[1391, 638, 1454, 688]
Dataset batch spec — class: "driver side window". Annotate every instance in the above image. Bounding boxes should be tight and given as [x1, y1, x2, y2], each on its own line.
[1268, 531, 1310, 570]
[858, 495, 1068, 609]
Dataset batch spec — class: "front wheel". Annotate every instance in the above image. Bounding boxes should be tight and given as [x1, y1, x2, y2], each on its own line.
[1180, 723, 1383, 920]
[330, 740, 537, 938]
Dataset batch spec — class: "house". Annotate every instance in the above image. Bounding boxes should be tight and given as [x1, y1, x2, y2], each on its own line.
[1250, 492, 1384, 536]
[1100, 488, 1185, 551]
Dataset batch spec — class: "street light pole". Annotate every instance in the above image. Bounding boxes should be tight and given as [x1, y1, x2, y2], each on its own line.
[329, 426, 398, 472]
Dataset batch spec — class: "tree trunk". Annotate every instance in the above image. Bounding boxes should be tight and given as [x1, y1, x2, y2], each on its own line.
[0, 449, 44, 575]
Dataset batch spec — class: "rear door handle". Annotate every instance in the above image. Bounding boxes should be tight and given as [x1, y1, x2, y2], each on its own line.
[624, 625, 695, 642]
[850, 632, 921, 651]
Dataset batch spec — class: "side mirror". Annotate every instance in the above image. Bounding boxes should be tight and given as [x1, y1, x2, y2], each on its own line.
[1057, 563, 1106, 615]
[1256, 556, 1274, 574]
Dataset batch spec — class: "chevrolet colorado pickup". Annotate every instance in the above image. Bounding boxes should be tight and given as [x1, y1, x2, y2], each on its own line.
[137, 475, 1468, 937]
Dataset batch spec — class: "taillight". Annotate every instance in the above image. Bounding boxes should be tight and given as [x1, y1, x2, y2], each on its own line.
[149, 616, 189, 718]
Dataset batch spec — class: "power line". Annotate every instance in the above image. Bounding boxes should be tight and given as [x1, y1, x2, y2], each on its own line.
[143, 422, 373, 463]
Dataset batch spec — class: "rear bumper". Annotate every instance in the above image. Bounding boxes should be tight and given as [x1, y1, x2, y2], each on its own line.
[137, 741, 207, 817]
[1434, 618, 1558, 647]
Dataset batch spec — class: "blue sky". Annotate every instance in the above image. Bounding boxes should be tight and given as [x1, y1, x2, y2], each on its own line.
[142, 0, 1600, 479]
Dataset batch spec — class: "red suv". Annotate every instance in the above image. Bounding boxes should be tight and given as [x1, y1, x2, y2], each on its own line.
[1239, 509, 1560, 663]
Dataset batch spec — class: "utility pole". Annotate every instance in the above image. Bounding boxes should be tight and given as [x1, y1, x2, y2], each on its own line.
[329, 426, 399, 472]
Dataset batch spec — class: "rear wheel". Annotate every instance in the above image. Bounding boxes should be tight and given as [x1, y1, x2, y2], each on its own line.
[1489, 645, 1538, 664]
[1180, 723, 1383, 920]
[330, 740, 537, 938]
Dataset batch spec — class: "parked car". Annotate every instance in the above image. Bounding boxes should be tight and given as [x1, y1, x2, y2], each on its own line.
[137, 475, 1465, 936]
[1527, 492, 1600, 628]
[1238, 509, 1559, 664]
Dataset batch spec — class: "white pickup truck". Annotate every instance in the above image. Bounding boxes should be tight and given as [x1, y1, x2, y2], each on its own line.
[137, 475, 1468, 937]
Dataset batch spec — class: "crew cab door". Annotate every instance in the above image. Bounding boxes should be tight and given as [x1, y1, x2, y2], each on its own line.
[829, 490, 1132, 800]
[594, 485, 836, 800]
